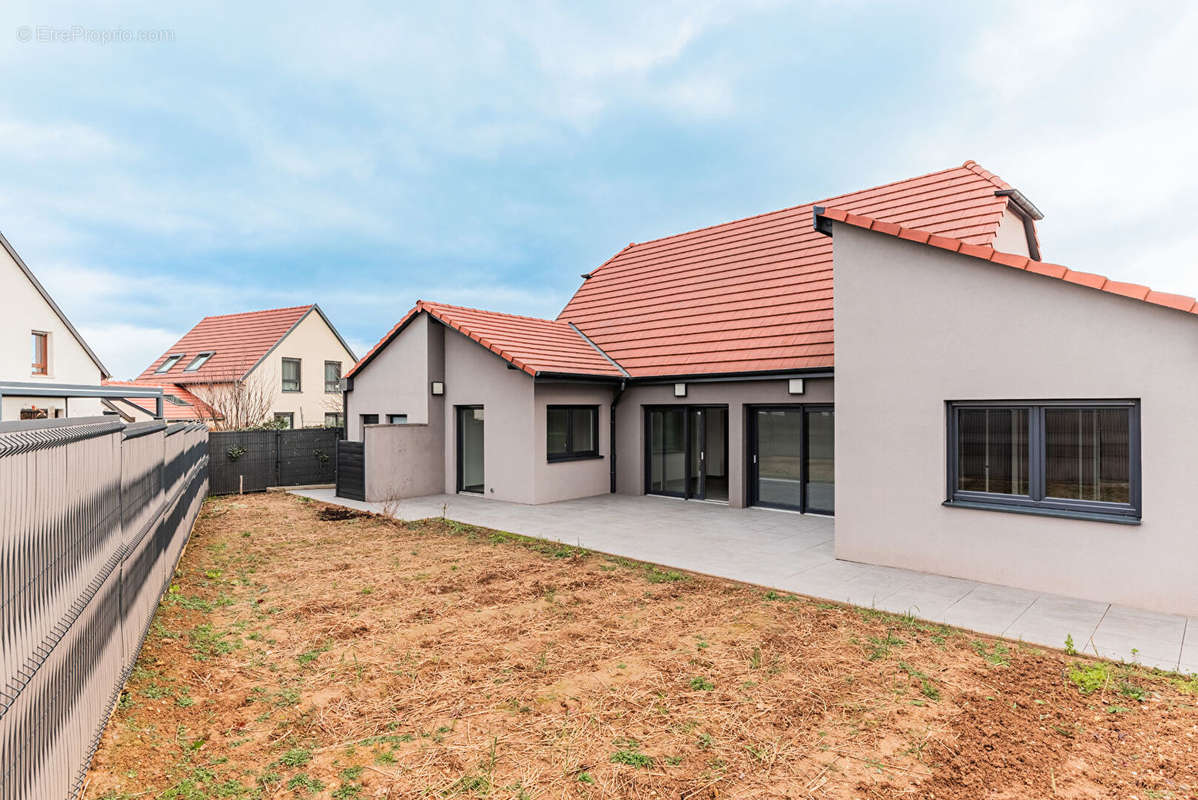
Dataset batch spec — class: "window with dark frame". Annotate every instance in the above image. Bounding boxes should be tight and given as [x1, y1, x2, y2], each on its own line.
[273, 412, 294, 429]
[324, 412, 344, 428]
[360, 414, 379, 426]
[281, 358, 301, 392]
[324, 361, 341, 393]
[947, 400, 1140, 521]
[31, 331, 48, 375]
[156, 353, 183, 373]
[387, 413, 408, 424]
[547, 405, 600, 461]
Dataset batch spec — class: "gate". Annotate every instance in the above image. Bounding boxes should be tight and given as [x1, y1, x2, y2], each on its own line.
[336, 440, 365, 501]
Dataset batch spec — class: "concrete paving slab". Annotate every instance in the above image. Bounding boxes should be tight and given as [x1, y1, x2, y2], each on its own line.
[291, 488, 1189, 670]
[1003, 594, 1109, 650]
[1088, 605, 1186, 670]
[942, 583, 1040, 634]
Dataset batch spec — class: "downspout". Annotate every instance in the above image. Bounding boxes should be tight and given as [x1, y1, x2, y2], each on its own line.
[610, 379, 626, 493]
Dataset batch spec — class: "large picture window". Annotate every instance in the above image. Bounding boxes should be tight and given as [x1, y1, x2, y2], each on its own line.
[547, 405, 599, 461]
[947, 401, 1140, 521]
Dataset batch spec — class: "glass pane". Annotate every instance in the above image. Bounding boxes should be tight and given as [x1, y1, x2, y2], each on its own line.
[806, 409, 835, 513]
[648, 409, 686, 494]
[459, 408, 485, 493]
[704, 408, 728, 501]
[756, 409, 803, 508]
[571, 408, 595, 453]
[547, 408, 569, 455]
[957, 408, 1029, 495]
[1045, 407, 1130, 503]
[688, 409, 702, 498]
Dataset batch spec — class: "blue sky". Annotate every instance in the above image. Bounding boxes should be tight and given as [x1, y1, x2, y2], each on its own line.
[3, 1, 1197, 378]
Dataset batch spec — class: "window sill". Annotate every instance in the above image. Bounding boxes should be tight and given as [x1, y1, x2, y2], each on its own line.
[281, 389, 301, 394]
[547, 453, 604, 463]
[943, 499, 1140, 525]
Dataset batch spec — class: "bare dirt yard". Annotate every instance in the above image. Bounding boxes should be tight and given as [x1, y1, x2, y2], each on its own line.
[85, 492, 1198, 799]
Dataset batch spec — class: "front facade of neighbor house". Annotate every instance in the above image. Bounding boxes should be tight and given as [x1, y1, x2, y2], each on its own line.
[0, 230, 114, 420]
[345, 160, 1198, 617]
[127, 304, 357, 429]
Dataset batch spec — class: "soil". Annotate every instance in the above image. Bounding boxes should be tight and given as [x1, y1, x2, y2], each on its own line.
[84, 493, 1198, 799]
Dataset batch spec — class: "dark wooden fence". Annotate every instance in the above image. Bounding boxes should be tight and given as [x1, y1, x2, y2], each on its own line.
[207, 428, 340, 495]
[336, 440, 365, 501]
[0, 417, 208, 800]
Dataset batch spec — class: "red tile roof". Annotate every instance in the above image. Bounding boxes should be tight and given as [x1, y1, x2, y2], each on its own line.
[136, 305, 316, 384]
[557, 161, 1028, 377]
[347, 300, 625, 378]
[815, 207, 1198, 315]
[101, 380, 218, 421]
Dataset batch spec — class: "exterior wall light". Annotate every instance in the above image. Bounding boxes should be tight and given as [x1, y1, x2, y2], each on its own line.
[431, 381, 444, 396]
[674, 383, 687, 398]
[788, 378, 805, 395]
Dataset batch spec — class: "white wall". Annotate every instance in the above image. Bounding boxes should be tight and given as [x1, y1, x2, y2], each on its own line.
[253, 308, 355, 429]
[0, 240, 104, 420]
[833, 222, 1198, 616]
[990, 205, 1032, 258]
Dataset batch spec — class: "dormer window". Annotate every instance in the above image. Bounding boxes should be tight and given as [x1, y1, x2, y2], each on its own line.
[183, 352, 214, 372]
[156, 354, 184, 373]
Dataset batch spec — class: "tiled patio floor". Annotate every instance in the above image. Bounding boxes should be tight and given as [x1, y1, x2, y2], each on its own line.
[291, 488, 1194, 673]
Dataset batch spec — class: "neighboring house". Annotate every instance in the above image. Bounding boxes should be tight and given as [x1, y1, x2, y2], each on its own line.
[128, 305, 356, 429]
[345, 160, 1198, 617]
[0, 230, 114, 420]
[101, 380, 217, 423]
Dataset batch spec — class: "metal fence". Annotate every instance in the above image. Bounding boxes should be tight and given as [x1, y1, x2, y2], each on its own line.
[0, 416, 208, 800]
[336, 440, 365, 501]
[207, 428, 340, 495]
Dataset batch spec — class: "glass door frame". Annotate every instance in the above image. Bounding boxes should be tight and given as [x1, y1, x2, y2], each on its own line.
[746, 404, 834, 514]
[643, 404, 729, 501]
[455, 405, 484, 494]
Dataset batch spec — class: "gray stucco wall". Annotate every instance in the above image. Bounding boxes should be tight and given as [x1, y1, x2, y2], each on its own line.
[614, 378, 833, 507]
[832, 221, 1198, 616]
[441, 326, 536, 503]
[364, 421, 445, 501]
[346, 314, 434, 440]
[532, 381, 614, 503]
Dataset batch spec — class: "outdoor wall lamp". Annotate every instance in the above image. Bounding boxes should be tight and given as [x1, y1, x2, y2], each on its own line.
[431, 381, 444, 395]
[788, 378, 805, 395]
[674, 383, 687, 398]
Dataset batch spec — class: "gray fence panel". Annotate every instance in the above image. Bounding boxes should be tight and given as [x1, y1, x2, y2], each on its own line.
[335, 440, 365, 501]
[207, 428, 341, 495]
[0, 417, 209, 800]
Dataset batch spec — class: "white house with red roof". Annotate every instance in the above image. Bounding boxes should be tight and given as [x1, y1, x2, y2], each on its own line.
[0, 230, 120, 421]
[343, 160, 1198, 617]
[125, 304, 356, 429]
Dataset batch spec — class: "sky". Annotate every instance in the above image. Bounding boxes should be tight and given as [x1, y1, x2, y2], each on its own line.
[2, 1, 1197, 379]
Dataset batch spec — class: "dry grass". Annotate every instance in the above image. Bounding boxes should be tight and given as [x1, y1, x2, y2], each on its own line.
[85, 493, 1198, 799]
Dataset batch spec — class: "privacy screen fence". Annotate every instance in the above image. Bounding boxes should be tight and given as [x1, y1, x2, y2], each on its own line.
[0, 416, 209, 800]
[207, 427, 341, 495]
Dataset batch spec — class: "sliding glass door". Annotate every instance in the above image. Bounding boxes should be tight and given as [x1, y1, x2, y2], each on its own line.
[646, 406, 728, 501]
[748, 406, 834, 514]
[456, 406, 484, 494]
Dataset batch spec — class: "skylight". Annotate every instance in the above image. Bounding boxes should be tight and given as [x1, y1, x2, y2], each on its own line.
[183, 352, 214, 372]
[156, 354, 184, 373]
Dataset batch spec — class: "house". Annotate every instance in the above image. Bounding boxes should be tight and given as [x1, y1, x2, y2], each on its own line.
[128, 305, 357, 429]
[343, 160, 1198, 617]
[0, 230, 159, 420]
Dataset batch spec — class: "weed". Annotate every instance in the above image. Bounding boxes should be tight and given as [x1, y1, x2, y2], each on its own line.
[644, 566, 686, 583]
[866, 632, 905, 661]
[697, 733, 713, 749]
[689, 676, 715, 691]
[610, 743, 653, 768]
[1069, 662, 1111, 694]
[971, 640, 1010, 667]
[297, 641, 332, 665]
[332, 785, 362, 799]
[276, 747, 313, 767]
[1064, 634, 1077, 655]
[340, 766, 364, 780]
[188, 624, 237, 661]
[763, 591, 800, 602]
[749, 646, 762, 670]
[286, 774, 324, 794]
[577, 772, 594, 784]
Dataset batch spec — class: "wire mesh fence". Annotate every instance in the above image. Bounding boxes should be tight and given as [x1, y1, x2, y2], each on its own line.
[0, 416, 208, 800]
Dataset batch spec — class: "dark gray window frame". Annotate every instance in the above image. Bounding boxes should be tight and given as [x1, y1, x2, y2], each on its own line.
[324, 360, 341, 393]
[360, 413, 379, 427]
[324, 412, 344, 428]
[386, 413, 408, 424]
[945, 399, 1141, 524]
[183, 351, 214, 372]
[281, 357, 302, 392]
[273, 411, 294, 429]
[547, 404, 601, 462]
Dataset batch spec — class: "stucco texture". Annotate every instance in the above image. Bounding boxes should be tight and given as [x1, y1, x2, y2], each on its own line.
[832, 221, 1198, 616]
